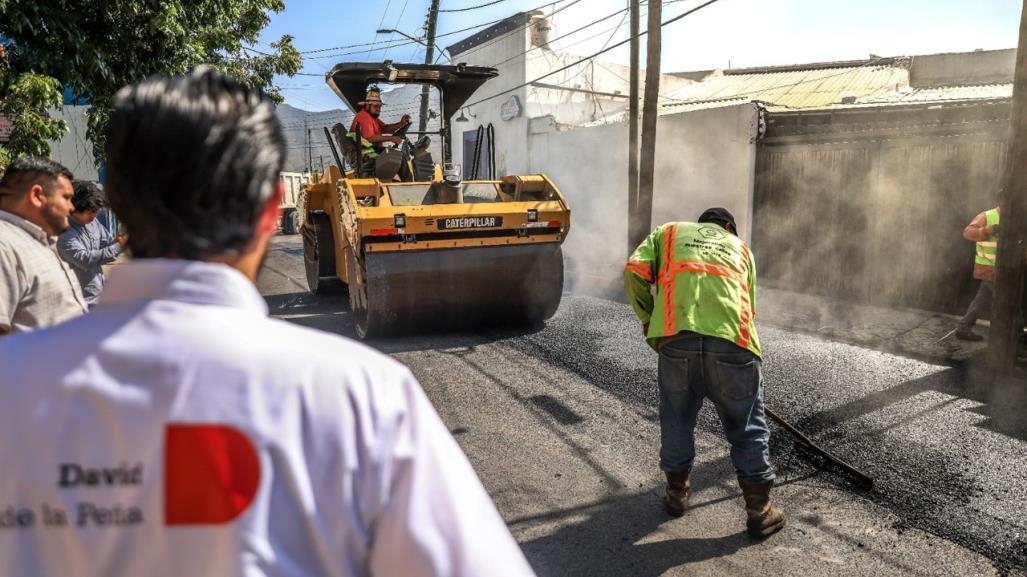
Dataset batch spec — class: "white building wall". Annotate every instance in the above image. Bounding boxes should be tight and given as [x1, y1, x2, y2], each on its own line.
[527, 103, 760, 298]
[450, 15, 695, 177]
[524, 53, 693, 127]
[450, 24, 530, 176]
[49, 105, 99, 181]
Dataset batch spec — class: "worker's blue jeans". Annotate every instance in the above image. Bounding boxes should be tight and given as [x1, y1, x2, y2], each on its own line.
[657, 334, 774, 483]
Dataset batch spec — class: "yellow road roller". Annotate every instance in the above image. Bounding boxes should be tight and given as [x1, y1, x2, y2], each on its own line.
[301, 62, 571, 337]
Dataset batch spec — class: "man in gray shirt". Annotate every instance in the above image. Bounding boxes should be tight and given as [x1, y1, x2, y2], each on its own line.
[57, 180, 126, 306]
[0, 156, 87, 335]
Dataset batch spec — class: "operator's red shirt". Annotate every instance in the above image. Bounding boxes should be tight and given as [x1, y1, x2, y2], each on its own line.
[350, 109, 386, 139]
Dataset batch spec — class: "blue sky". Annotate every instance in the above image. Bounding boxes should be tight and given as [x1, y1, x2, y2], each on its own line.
[259, 0, 1024, 111]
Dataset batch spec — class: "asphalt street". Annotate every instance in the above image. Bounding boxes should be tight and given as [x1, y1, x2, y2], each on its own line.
[259, 235, 1026, 576]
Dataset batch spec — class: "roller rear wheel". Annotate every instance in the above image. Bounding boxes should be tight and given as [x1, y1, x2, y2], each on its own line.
[302, 211, 338, 294]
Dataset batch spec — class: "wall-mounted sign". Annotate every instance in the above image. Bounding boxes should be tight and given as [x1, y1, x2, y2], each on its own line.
[500, 95, 522, 121]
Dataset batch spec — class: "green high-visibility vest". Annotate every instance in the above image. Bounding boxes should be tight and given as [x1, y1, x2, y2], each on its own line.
[975, 208, 1000, 268]
[624, 221, 761, 357]
[346, 131, 378, 159]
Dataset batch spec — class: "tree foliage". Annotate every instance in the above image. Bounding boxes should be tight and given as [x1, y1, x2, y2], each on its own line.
[0, 45, 68, 169]
[0, 0, 301, 166]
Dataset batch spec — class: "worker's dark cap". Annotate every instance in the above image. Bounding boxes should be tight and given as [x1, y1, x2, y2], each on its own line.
[697, 207, 737, 231]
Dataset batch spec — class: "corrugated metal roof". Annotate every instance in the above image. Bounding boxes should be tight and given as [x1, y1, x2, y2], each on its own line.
[856, 83, 1012, 104]
[662, 63, 908, 110]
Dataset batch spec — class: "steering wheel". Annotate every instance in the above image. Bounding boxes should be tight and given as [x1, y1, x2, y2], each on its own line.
[393, 119, 412, 138]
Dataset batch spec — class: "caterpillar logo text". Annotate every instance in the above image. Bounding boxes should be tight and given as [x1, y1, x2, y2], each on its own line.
[438, 217, 503, 230]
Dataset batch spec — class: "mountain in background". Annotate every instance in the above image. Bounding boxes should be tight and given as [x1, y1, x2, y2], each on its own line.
[277, 84, 441, 173]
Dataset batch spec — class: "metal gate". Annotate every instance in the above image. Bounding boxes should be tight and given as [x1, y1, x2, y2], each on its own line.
[754, 100, 1010, 314]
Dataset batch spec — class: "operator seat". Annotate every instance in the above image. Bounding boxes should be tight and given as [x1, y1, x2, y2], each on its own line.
[331, 123, 375, 178]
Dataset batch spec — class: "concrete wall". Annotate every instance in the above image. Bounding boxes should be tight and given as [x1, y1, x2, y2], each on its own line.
[527, 103, 760, 298]
[451, 15, 695, 176]
[910, 49, 1015, 87]
[524, 53, 692, 127]
[451, 23, 530, 176]
[49, 105, 99, 181]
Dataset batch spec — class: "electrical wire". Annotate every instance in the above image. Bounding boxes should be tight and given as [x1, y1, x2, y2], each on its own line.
[448, 0, 585, 63]
[299, 0, 579, 57]
[440, 0, 511, 12]
[382, 0, 412, 60]
[369, 0, 396, 54]
[491, 0, 692, 72]
[489, 4, 629, 69]
[464, 0, 725, 108]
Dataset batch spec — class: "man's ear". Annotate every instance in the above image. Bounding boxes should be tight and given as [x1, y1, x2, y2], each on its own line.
[27, 184, 47, 208]
[257, 181, 285, 236]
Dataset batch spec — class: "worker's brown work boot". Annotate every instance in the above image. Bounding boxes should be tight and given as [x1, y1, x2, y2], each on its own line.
[739, 479, 786, 538]
[663, 470, 690, 517]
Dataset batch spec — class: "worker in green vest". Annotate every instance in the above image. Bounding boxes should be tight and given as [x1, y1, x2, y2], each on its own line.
[624, 207, 785, 539]
[957, 206, 1002, 341]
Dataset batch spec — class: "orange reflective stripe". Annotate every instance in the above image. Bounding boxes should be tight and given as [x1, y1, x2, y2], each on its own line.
[668, 260, 743, 281]
[737, 285, 752, 349]
[662, 225, 678, 335]
[625, 260, 654, 282]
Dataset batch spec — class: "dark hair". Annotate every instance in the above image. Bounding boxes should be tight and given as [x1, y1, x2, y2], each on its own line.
[697, 207, 737, 235]
[71, 180, 108, 212]
[104, 66, 286, 259]
[0, 156, 74, 198]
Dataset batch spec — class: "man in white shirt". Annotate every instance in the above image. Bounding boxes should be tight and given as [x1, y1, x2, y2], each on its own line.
[0, 67, 536, 577]
[0, 156, 87, 335]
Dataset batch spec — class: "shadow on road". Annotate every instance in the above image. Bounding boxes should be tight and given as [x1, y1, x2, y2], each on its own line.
[798, 365, 1027, 444]
[264, 291, 554, 355]
[520, 476, 758, 577]
[793, 365, 1027, 574]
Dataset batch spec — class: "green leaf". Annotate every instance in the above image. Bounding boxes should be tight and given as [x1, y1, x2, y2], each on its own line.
[0, 0, 300, 166]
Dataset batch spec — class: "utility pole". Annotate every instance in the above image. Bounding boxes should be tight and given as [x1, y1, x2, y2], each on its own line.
[989, 0, 1027, 369]
[306, 122, 313, 175]
[420, 0, 442, 135]
[633, 0, 661, 249]
[627, 0, 641, 256]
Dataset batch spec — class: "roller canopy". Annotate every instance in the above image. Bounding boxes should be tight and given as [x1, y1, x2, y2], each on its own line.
[326, 62, 498, 120]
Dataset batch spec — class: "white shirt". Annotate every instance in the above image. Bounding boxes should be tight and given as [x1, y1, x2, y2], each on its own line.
[0, 259, 535, 577]
[0, 209, 87, 333]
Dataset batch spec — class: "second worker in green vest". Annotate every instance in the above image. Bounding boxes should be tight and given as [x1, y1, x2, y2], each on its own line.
[957, 206, 1002, 341]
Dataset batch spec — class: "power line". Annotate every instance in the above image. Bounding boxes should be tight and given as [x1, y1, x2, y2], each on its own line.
[488, 0, 692, 71]
[369, 0, 396, 56]
[451, 0, 585, 64]
[301, 37, 417, 56]
[440, 0, 511, 13]
[461, 0, 692, 71]
[297, 0, 576, 59]
[465, 0, 725, 109]
[382, 0, 412, 60]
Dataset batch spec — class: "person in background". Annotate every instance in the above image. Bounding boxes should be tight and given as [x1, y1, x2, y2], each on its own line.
[57, 180, 127, 307]
[624, 208, 785, 539]
[0, 156, 86, 335]
[956, 206, 1009, 341]
[0, 67, 536, 577]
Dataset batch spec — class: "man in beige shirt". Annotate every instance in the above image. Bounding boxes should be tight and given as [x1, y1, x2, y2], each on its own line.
[0, 156, 87, 335]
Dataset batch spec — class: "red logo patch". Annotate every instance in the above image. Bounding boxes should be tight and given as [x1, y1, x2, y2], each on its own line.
[164, 424, 261, 526]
